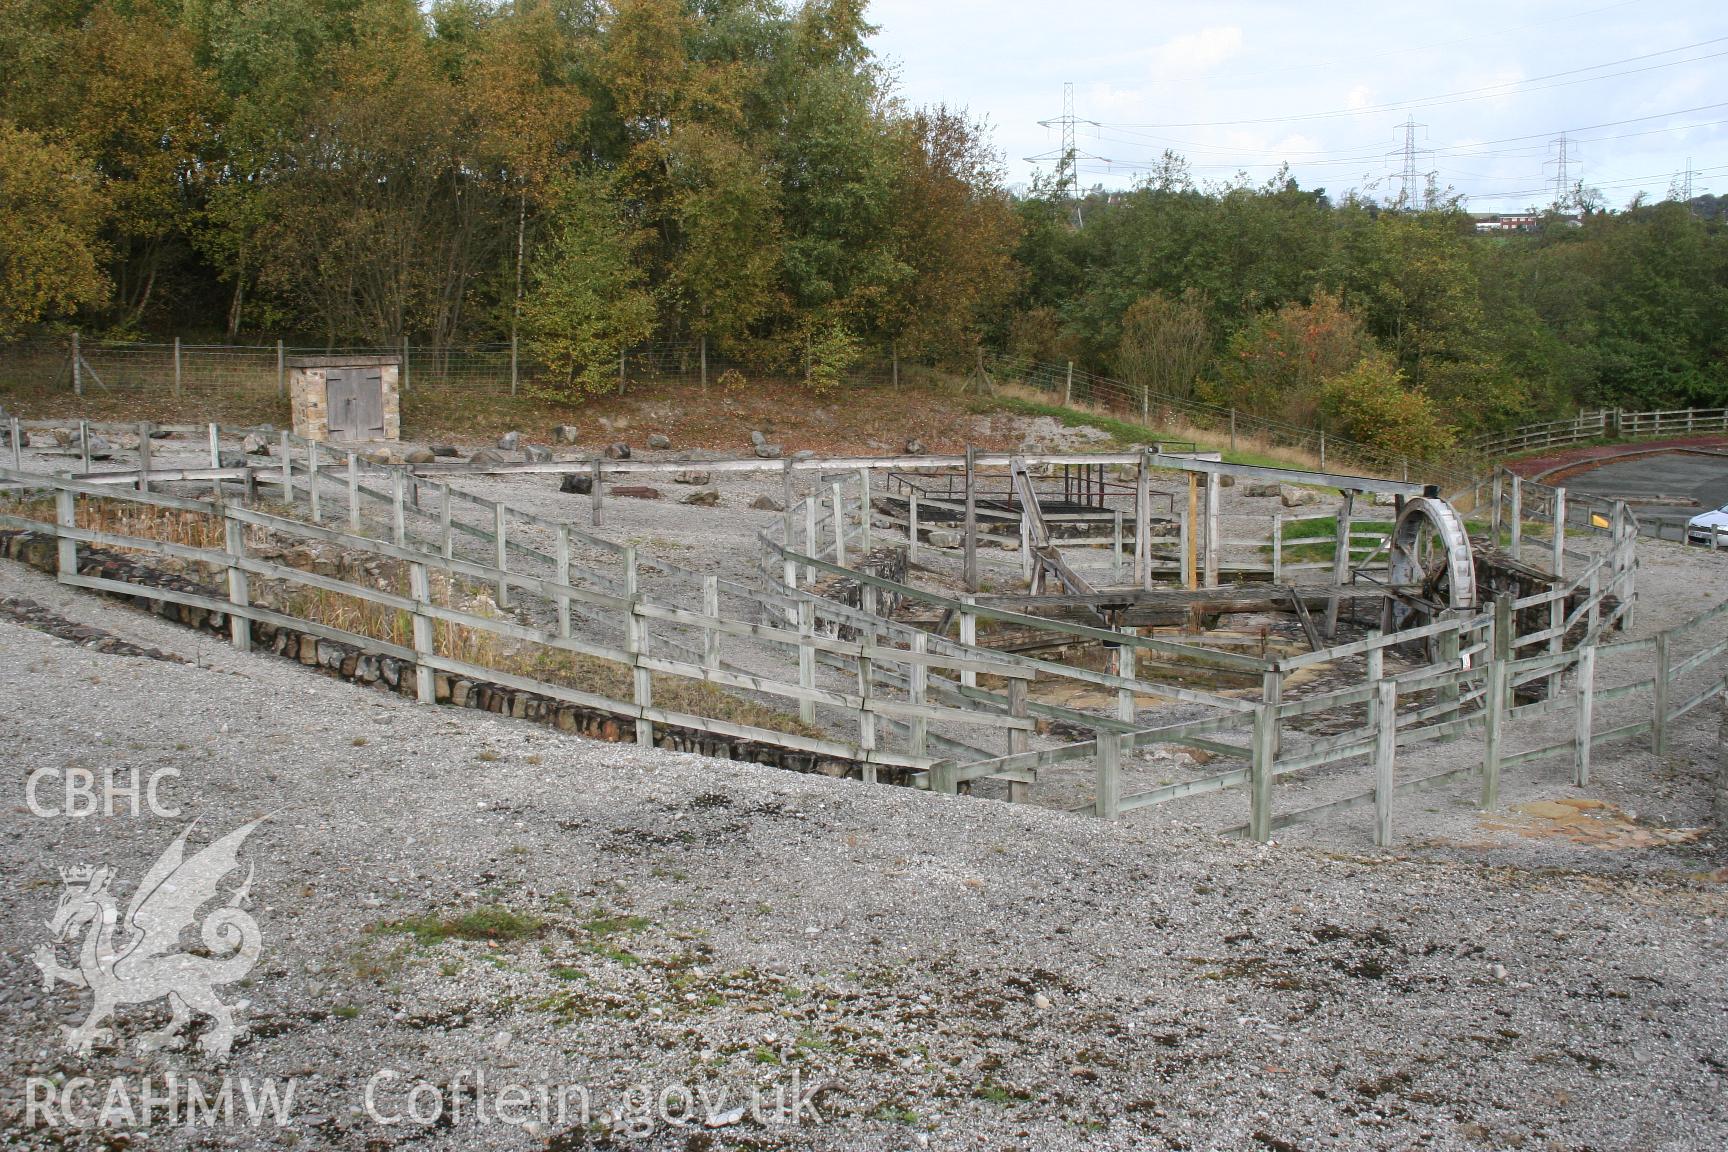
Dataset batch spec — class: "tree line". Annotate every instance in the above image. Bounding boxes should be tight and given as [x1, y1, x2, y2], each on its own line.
[1, 0, 1723, 445]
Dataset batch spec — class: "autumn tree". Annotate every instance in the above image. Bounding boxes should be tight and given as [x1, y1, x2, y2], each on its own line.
[1114, 291, 1210, 416]
[0, 122, 108, 339]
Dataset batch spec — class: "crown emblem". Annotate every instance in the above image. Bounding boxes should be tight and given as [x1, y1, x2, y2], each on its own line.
[58, 864, 96, 885]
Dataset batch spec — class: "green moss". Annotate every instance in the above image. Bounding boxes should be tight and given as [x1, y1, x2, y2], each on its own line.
[373, 905, 545, 944]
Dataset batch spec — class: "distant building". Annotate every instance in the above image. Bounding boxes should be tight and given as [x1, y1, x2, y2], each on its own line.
[1470, 212, 1579, 233]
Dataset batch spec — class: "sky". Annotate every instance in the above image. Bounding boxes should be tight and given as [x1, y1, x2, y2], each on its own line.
[864, 0, 1725, 210]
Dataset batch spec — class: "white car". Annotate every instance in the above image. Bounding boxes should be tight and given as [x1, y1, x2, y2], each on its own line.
[1687, 504, 1728, 546]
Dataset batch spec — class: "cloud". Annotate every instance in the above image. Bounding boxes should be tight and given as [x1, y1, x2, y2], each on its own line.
[1149, 26, 1244, 74]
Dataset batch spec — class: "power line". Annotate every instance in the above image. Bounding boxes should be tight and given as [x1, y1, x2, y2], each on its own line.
[1389, 116, 1433, 210]
[1547, 134, 1576, 208]
[1106, 37, 1728, 129]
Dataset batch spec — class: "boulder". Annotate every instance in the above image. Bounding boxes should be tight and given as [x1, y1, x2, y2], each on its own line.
[1217, 474, 1234, 488]
[1243, 482, 1282, 498]
[925, 529, 963, 549]
[1372, 491, 1401, 508]
[523, 444, 552, 463]
[553, 425, 579, 445]
[559, 474, 593, 495]
[496, 431, 521, 451]
[751, 494, 784, 512]
[754, 443, 782, 460]
[605, 442, 631, 460]
[404, 448, 436, 465]
[469, 447, 506, 467]
[149, 428, 174, 439]
[791, 449, 815, 463]
[610, 485, 661, 500]
[1279, 484, 1322, 508]
[905, 438, 927, 455]
[430, 444, 461, 458]
[219, 450, 249, 469]
[647, 433, 671, 449]
[680, 489, 720, 507]
[673, 470, 711, 486]
[749, 430, 767, 448]
[241, 433, 271, 456]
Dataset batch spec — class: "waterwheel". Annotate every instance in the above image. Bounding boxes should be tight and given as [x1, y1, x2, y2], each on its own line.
[1386, 496, 1477, 639]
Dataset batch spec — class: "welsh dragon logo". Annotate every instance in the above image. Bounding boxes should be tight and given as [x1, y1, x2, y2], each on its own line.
[32, 820, 265, 1059]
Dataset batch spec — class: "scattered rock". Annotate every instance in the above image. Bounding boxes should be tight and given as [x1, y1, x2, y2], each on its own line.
[469, 448, 506, 467]
[149, 427, 174, 439]
[523, 444, 552, 463]
[430, 444, 461, 458]
[673, 471, 711, 486]
[1243, 482, 1282, 498]
[905, 438, 927, 455]
[1373, 491, 1402, 507]
[404, 448, 436, 465]
[754, 443, 783, 459]
[552, 425, 579, 445]
[1279, 484, 1322, 508]
[496, 431, 521, 451]
[598, 416, 613, 433]
[610, 485, 661, 500]
[791, 449, 815, 463]
[751, 495, 784, 512]
[647, 433, 671, 450]
[241, 433, 271, 456]
[559, 474, 593, 495]
[925, 529, 962, 549]
[1216, 474, 1234, 488]
[219, 450, 249, 468]
[680, 489, 720, 507]
[606, 442, 632, 460]
[749, 430, 767, 448]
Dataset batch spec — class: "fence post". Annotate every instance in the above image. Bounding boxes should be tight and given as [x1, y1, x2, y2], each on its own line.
[493, 501, 509, 608]
[1250, 701, 1275, 843]
[1482, 594, 1512, 809]
[1204, 470, 1221, 589]
[1229, 408, 1237, 452]
[590, 457, 604, 527]
[702, 574, 720, 670]
[509, 333, 518, 397]
[276, 340, 285, 398]
[1715, 675, 1728, 827]
[1573, 643, 1595, 786]
[401, 336, 410, 393]
[624, 547, 652, 747]
[1007, 676, 1029, 803]
[1117, 639, 1138, 760]
[858, 584, 878, 782]
[1271, 513, 1284, 584]
[963, 444, 978, 592]
[831, 481, 848, 568]
[409, 561, 435, 704]
[173, 337, 182, 397]
[1653, 630, 1670, 758]
[279, 431, 293, 502]
[207, 423, 222, 501]
[10, 416, 21, 470]
[1509, 473, 1523, 556]
[438, 482, 453, 559]
[79, 420, 89, 474]
[1112, 507, 1124, 583]
[1437, 619, 1461, 740]
[857, 467, 872, 553]
[54, 488, 77, 584]
[1063, 361, 1074, 407]
[804, 496, 818, 579]
[133, 421, 151, 494]
[307, 440, 321, 523]
[346, 451, 360, 531]
[909, 632, 929, 758]
[960, 595, 977, 689]
[1096, 727, 1121, 820]
[555, 525, 572, 639]
[71, 331, 83, 396]
[1490, 470, 1504, 546]
[223, 510, 251, 653]
[1372, 679, 1398, 847]
[1135, 448, 1151, 589]
[908, 490, 920, 565]
[1551, 487, 1567, 578]
[797, 599, 816, 725]
[391, 469, 407, 547]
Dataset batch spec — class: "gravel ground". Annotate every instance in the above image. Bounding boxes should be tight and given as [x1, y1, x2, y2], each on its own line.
[2, 538, 1727, 1151]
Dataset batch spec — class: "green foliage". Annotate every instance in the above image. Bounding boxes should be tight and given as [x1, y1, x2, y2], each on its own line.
[1319, 354, 1456, 462]
[801, 317, 863, 396]
[374, 905, 545, 943]
[0, 121, 108, 339]
[518, 173, 658, 397]
[1208, 290, 1370, 425]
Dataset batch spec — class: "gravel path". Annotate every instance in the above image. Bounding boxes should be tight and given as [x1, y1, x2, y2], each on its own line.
[2, 546, 1727, 1151]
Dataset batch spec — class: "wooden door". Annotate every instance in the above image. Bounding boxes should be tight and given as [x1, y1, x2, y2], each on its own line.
[324, 369, 386, 442]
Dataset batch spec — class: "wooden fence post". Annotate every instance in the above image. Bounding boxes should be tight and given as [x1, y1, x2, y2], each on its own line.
[858, 584, 878, 782]
[173, 337, 182, 397]
[555, 525, 572, 639]
[10, 417, 21, 470]
[1490, 470, 1504, 546]
[963, 445, 978, 592]
[797, 599, 816, 726]
[1372, 679, 1397, 847]
[346, 451, 360, 531]
[1652, 630, 1670, 758]
[1249, 702, 1275, 843]
[307, 440, 321, 523]
[493, 501, 510, 609]
[1096, 727, 1121, 820]
[624, 547, 652, 747]
[908, 490, 920, 565]
[804, 496, 818, 578]
[1437, 619, 1461, 741]
[1482, 594, 1513, 809]
[959, 595, 977, 689]
[702, 575, 721, 670]
[1262, 664, 1283, 761]
[223, 510, 250, 653]
[391, 469, 407, 547]
[1509, 473, 1523, 556]
[279, 431, 293, 502]
[1007, 676, 1029, 803]
[54, 488, 77, 584]
[79, 420, 90, 474]
[831, 481, 848, 568]
[1573, 643, 1595, 786]
[1270, 513, 1284, 584]
[909, 632, 929, 758]
[1063, 360, 1074, 407]
[409, 561, 435, 704]
[1112, 507, 1123, 583]
[1135, 448, 1151, 589]
[857, 467, 872, 553]
[1204, 470, 1222, 589]
[1326, 490, 1353, 637]
[590, 459, 604, 531]
[1552, 487, 1567, 578]
[138, 422, 152, 494]
[438, 482, 453, 559]
[1118, 640, 1137, 760]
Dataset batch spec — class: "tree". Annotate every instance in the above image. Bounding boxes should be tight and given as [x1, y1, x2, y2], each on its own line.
[0, 121, 108, 340]
[1114, 291, 1209, 417]
[1319, 353, 1455, 462]
[1210, 290, 1371, 425]
[517, 173, 657, 396]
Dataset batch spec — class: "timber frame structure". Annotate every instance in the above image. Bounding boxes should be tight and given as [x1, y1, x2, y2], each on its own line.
[2, 417, 1716, 847]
